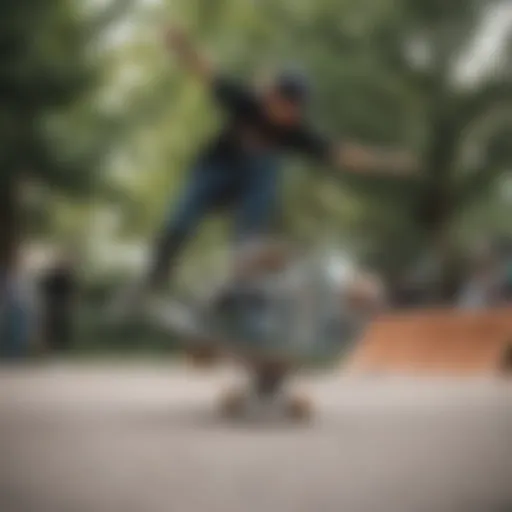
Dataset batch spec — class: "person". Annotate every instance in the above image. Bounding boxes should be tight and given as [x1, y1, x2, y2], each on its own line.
[498, 239, 512, 301]
[39, 254, 77, 352]
[118, 24, 419, 315]
[0, 265, 38, 359]
[457, 242, 504, 310]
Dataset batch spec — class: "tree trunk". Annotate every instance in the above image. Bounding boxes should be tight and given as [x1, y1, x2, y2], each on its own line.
[414, 175, 465, 304]
[0, 174, 26, 357]
[430, 227, 464, 304]
[0, 175, 21, 278]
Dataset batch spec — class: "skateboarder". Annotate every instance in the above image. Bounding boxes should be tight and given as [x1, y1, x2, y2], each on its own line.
[117, 25, 418, 315]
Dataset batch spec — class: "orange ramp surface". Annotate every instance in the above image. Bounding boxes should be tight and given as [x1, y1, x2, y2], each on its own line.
[347, 307, 512, 376]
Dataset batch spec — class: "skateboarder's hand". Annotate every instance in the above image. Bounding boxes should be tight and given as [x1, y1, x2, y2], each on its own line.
[335, 142, 422, 178]
[163, 23, 213, 82]
[164, 24, 189, 53]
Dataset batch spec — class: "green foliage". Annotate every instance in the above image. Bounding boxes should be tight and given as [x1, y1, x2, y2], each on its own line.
[3, 0, 511, 294]
[0, 0, 140, 264]
[108, 0, 511, 281]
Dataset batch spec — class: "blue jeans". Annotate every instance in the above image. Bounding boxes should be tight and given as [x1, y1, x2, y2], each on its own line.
[148, 154, 280, 287]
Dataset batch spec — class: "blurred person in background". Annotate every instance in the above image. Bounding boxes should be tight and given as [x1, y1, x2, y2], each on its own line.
[392, 272, 426, 309]
[497, 239, 512, 301]
[457, 241, 505, 310]
[0, 264, 39, 360]
[116, 24, 419, 316]
[505, 255, 512, 301]
[39, 252, 78, 353]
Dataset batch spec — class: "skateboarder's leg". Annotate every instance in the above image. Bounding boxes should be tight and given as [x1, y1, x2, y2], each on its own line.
[231, 154, 292, 278]
[210, 155, 286, 312]
[234, 154, 280, 248]
[146, 162, 231, 291]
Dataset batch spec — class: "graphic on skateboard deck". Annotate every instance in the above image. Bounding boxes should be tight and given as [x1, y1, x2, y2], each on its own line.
[148, 253, 375, 420]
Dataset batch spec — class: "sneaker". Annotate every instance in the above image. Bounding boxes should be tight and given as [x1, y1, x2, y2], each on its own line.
[146, 297, 205, 339]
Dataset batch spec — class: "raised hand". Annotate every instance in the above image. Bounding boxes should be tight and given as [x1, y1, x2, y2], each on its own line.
[164, 24, 190, 53]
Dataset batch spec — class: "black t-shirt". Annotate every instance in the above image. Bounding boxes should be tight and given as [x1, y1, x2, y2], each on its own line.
[201, 75, 332, 164]
[41, 267, 75, 308]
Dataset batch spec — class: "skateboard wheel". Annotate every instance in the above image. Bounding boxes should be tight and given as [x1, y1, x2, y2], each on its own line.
[187, 346, 219, 368]
[287, 395, 313, 421]
[219, 389, 246, 418]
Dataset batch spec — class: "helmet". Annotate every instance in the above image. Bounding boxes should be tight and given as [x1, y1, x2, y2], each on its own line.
[275, 68, 311, 105]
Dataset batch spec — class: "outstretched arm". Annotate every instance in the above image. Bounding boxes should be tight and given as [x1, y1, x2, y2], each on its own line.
[164, 25, 214, 84]
[333, 140, 420, 177]
[293, 127, 420, 177]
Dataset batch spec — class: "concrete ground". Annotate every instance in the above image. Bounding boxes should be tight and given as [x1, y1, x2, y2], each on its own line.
[0, 362, 511, 512]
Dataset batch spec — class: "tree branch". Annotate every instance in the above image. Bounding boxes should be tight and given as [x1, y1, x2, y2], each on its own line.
[85, 0, 137, 42]
[455, 80, 512, 136]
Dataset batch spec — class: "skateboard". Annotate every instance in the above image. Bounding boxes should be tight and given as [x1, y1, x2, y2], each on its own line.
[148, 256, 371, 421]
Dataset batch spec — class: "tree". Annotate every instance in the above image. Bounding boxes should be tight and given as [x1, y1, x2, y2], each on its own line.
[0, 0, 137, 351]
[92, 0, 512, 298]
[378, 0, 512, 299]
[289, 0, 512, 297]
[0, 0, 140, 269]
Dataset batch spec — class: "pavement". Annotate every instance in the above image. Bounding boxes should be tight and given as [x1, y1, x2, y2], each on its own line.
[0, 361, 511, 512]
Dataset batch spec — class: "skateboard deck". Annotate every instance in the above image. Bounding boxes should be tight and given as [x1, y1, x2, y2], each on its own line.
[146, 251, 374, 420]
[148, 284, 367, 421]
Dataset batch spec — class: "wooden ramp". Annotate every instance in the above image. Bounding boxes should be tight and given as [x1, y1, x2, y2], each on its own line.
[347, 307, 512, 376]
